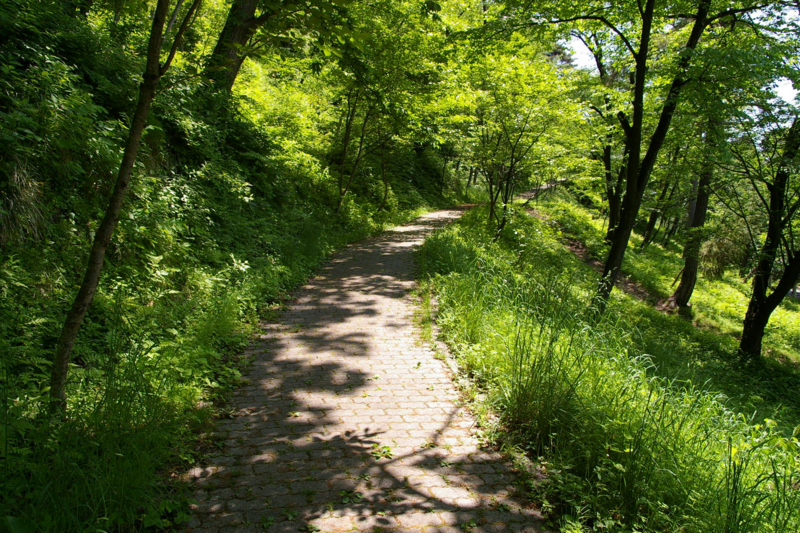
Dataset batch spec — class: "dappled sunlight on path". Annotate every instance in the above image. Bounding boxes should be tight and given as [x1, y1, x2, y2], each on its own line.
[184, 209, 544, 533]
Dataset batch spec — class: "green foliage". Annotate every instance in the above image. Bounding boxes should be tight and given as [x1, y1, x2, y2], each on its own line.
[0, 1, 458, 529]
[536, 186, 800, 366]
[4, 0, 799, 530]
[419, 204, 800, 532]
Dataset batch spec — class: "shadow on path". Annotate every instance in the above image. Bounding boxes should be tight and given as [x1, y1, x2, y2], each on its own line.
[185, 209, 545, 533]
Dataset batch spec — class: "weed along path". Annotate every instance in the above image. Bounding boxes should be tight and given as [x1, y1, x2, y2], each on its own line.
[185, 208, 544, 533]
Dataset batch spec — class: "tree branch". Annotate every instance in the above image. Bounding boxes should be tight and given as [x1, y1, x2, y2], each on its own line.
[160, 0, 203, 75]
[549, 15, 636, 58]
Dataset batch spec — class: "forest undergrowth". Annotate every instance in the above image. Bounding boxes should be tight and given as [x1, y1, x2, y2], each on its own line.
[0, 3, 463, 529]
[417, 197, 800, 533]
[534, 188, 800, 424]
[5, 0, 800, 530]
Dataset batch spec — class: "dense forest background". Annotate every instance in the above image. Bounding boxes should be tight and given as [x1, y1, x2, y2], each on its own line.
[1, 0, 800, 531]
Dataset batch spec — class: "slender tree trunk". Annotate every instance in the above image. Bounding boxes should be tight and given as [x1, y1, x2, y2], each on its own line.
[739, 241, 754, 277]
[662, 216, 680, 244]
[640, 212, 659, 248]
[670, 166, 711, 308]
[494, 165, 516, 239]
[604, 145, 626, 242]
[166, 0, 185, 33]
[656, 181, 678, 243]
[686, 177, 699, 225]
[336, 104, 372, 213]
[595, 0, 710, 312]
[640, 180, 671, 249]
[377, 140, 390, 211]
[50, 0, 199, 410]
[334, 91, 359, 212]
[378, 169, 389, 211]
[595, 0, 655, 310]
[485, 169, 498, 222]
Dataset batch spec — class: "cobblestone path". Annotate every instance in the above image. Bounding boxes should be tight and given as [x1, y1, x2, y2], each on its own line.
[186, 209, 544, 533]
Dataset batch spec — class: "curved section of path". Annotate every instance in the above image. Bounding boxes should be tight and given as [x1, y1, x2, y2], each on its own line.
[185, 209, 544, 533]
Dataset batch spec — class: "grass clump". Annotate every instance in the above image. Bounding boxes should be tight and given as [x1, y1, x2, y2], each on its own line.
[418, 205, 800, 532]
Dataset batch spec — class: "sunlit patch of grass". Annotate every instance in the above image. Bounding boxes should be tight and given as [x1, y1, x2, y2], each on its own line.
[418, 202, 800, 533]
[534, 188, 800, 365]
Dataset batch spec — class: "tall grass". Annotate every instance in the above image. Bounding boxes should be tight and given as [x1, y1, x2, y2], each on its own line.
[418, 206, 800, 532]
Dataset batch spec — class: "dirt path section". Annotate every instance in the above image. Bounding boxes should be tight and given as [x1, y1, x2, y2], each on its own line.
[525, 206, 655, 304]
[184, 209, 544, 533]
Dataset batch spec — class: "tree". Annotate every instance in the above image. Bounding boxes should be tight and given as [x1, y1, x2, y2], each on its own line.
[331, 86, 382, 213]
[668, 127, 715, 308]
[717, 112, 800, 361]
[571, 30, 630, 242]
[441, 36, 573, 232]
[205, 0, 351, 91]
[321, 0, 449, 212]
[580, 0, 711, 312]
[472, 74, 553, 232]
[49, 0, 201, 410]
[501, 0, 795, 313]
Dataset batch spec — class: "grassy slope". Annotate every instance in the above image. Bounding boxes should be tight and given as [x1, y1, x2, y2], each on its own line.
[0, 41, 461, 533]
[534, 188, 800, 428]
[417, 196, 800, 533]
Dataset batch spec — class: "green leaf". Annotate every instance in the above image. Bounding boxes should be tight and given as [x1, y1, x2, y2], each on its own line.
[4, 517, 33, 533]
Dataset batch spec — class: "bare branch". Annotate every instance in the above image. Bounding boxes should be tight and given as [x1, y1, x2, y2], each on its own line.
[166, 0, 185, 34]
[549, 15, 636, 58]
[160, 0, 203, 75]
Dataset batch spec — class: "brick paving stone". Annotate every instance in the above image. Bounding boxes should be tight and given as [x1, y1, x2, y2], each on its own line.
[183, 210, 545, 532]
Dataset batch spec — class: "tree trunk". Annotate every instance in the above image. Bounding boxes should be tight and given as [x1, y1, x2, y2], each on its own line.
[336, 103, 372, 213]
[334, 90, 359, 212]
[739, 117, 800, 361]
[662, 216, 680, 244]
[596, 191, 639, 310]
[739, 252, 800, 360]
[494, 164, 517, 240]
[669, 122, 718, 308]
[50, 0, 199, 410]
[485, 169, 501, 223]
[378, 172, 389, 211]
[205, 0, 264, 91]
[604, 146, 626, 242]
[166, 0, 185, 33]
[686, 177, 699, 225]
[670, 166, 711, 308]
[377, 140, 390, 211]
[739, 300, 771, 361]
[640, 211, 659, 248]
[640, 180, 671, 249]
[594, 0, 710, 314]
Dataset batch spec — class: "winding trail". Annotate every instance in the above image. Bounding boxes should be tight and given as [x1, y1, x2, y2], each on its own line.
[185, 208, 544, 533]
